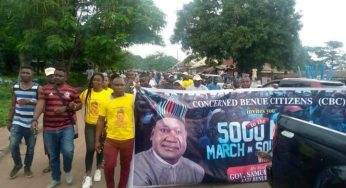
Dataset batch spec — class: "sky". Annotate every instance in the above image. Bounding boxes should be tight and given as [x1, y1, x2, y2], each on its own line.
[128, 0, 346, 61]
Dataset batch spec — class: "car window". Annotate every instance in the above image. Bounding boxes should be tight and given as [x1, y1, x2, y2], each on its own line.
[261, 81, 280, 88]
[279, 81, 311, 87]
[320, 82, 345, 87]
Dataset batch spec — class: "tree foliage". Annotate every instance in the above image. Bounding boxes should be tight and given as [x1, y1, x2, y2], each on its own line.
[0, 0, 165, 73]
[117, 52, 143, 70]
[306, 41, 346, 70]
[171, 0, 302, 73]
[139, 52, 178, 71]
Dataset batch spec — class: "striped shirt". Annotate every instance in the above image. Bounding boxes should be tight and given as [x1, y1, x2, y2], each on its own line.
[40, 84, 81, 130]
[12, 82, 39, 128]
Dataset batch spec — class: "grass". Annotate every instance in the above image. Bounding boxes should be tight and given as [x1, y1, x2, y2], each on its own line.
[0, 84, 12, 127]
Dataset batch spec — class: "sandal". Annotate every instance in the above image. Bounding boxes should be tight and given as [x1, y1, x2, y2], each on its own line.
[42, 166, 51, 173]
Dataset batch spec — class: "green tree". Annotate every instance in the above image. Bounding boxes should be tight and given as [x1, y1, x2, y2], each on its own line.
[171, 0, 301, 73]
[0, 0, 165, 73]
[307, 41, 346, 70]
[140, 53, 178, 71]
[117, 52, 143, 70]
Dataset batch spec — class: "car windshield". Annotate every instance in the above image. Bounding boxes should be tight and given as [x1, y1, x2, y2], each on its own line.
[279, 81, 311, 87]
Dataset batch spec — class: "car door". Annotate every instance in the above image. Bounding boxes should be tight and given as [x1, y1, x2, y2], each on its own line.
[269, 115, 346, 188]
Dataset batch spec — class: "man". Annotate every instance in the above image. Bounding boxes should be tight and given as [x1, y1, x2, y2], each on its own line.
[232, 79, 241, 89]
[134, 115, 205, 186]
[207, 77, 221, 90]
[42, 67, 56, 173]
[95, 77, 135, 188]
[241, 76, 251, 88]
[125, 70, 137, 93]
[148, 72, 157, 88]
[173, 80, 184, 90]
[31, 67, 82, 188]
[167, 74, 176, 89]
[187, 75, 208, 90]
[158, 73, 170, 89]
[7, 65, 41, 179]
[139, 72, 151, 88]
[181, 72, 193, 89]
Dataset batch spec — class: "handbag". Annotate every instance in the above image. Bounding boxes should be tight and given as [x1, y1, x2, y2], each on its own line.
[53, 86, 79, 139]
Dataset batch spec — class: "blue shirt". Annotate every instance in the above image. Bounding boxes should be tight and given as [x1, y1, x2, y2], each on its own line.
[207, 83, 221, 90]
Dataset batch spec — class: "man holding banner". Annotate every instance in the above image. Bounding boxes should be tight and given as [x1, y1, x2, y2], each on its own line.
[133, 115, 205, 186]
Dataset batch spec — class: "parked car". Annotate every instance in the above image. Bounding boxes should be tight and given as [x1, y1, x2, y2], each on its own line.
[267, 115, 346, 188]
[259, 78, 345, 88]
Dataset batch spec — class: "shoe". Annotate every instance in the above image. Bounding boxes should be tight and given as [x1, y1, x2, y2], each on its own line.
[9, 164, 23, 179]
[93, 169, 102, 182]
[65, 171, 73, 184]
[42, 166, 51, 173]
[46, 180, 60, 188]
[82, 176, 93, 188]
[24, 166, 33, 178]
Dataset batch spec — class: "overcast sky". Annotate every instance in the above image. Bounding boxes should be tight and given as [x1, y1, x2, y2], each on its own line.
[128, 0, 346, 61]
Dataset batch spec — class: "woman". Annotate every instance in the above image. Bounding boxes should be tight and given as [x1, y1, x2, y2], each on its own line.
[80, 73, 109, 188]
[102, 73, 113, 95]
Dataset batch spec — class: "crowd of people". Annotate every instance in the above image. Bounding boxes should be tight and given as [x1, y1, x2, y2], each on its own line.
[6, 65, 253, 188]
[114, 70, 253, 91]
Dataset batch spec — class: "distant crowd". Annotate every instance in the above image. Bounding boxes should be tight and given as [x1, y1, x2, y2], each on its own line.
[99, 70, 254, 92]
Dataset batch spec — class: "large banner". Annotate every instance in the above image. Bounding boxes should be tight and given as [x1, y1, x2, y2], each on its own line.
[131, 88, 346, 187]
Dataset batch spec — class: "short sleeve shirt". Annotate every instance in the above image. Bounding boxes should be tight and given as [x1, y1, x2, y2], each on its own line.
[40, 84, 81, 130]
[80, 89, 111, 124]
[99, 93, 134, 140]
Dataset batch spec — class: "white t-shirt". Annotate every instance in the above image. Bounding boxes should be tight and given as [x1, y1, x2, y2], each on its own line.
[149, 78, 157, 88]
[186, 84, 208, 91]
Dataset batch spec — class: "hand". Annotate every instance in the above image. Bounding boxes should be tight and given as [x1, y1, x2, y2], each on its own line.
[17, 99, 27, 106]
[31, 121, 38, 133]
[95, 141, 101, 154]
[68, 102, 77, 111]
[134, 82, 141, 90]
[54, 106, 67, 114]
[7, 122, 12, 132]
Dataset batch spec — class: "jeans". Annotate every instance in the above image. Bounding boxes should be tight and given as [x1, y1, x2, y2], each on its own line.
[104, 138, 134, 188]
[84, 124, 105, 173]
[44, 126, 74, 182]
[9, 124, 37, 167]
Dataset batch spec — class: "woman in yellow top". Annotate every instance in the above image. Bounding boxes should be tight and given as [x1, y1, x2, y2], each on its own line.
[80, 73, 110, 188]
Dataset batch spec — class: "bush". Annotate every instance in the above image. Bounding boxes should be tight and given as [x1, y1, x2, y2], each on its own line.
[67, 72, 88, 88]
[0, 85, 12, 127]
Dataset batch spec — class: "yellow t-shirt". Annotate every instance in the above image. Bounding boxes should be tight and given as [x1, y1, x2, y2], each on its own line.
[104, 87, 113, 95]
[182, 79, 193, 88]
[80, 89, 111, 124]
[99, 93, 134, 140]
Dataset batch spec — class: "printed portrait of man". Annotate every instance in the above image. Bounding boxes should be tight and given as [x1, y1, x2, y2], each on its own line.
[116, 108, 126, 124]
[133, 115, 205, 186]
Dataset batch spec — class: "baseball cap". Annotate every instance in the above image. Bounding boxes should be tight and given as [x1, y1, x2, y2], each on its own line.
[44, 67, 55, 76]
[182, 72, 189, 76]
[173, 80, 182, 85]
[193, 75, 203, 81]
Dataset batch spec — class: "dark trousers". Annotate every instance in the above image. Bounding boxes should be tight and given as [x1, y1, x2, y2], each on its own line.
[103, 138, 134, 188]
[84, 124, 105, 173]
